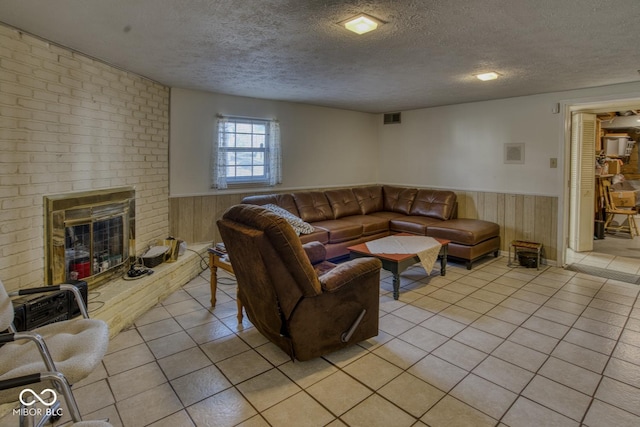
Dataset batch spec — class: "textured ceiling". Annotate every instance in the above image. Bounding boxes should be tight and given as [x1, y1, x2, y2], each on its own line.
[1, 0, 639, 113]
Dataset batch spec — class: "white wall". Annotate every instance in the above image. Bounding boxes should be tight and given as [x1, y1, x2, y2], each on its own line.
[378, 82, 640, 197]
[170, 88, 379, 196]
[172, 82, 640, 200]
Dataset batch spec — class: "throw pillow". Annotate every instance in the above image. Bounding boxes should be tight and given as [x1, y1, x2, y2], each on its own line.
[263, 204, 316, 235]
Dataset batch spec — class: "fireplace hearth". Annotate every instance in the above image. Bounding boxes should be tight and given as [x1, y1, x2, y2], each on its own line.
[44, 187, 135, 287]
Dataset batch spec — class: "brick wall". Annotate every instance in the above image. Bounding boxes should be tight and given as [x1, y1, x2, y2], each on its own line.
[0, 24, 169, 292]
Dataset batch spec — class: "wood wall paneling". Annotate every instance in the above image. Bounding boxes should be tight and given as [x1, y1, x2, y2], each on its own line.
[170, 188, 559, 263]
[169, 197, 195, 244]
[503, 194, 517, 247]
[523, 196, 536, 242]
[194, 196, 218, 243]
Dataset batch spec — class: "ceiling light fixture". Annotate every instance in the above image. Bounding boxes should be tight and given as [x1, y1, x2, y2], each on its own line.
[343, 14, 380, 35]
[475, 72, 500, 81]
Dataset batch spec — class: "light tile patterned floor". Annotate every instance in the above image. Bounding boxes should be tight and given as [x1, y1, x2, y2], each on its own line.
[591, 222, 640, 261]
[13, 256, 640, 426]
[568, 239, 640, 273]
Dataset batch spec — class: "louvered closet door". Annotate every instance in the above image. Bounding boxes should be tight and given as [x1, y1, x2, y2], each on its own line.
[569, 112, 596, 252]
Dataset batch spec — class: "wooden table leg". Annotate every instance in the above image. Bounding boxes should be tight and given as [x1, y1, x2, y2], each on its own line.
[440, 244, 447, 276]
[392, 273, 401, 300]
[209, 252, 217, 307]
[237, 298, 243, 323]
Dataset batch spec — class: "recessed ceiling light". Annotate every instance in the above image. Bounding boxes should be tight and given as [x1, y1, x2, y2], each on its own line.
[343, 14, 380, 35]
[475, 72, 500, 81]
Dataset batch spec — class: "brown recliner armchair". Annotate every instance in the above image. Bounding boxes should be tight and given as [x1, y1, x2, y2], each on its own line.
[217, 204, 382, 361]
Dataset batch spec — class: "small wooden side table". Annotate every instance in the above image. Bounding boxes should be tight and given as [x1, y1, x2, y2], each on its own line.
[508, 240, 543, 270]
[207, 247, 243, 322]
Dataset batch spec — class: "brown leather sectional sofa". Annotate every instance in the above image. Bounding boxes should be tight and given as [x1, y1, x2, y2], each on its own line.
[242, 185, 500, 269]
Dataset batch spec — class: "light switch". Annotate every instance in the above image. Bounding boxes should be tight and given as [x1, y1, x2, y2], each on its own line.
[550, 158, 558, 168]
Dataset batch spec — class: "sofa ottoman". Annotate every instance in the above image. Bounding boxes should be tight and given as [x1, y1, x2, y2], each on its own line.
[426, 219, 500, 269]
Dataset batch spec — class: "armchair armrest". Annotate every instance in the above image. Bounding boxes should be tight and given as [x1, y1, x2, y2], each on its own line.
[302, 241, 327, 265]
[320, 257, 381, 292]
[0, 331, 57, 372]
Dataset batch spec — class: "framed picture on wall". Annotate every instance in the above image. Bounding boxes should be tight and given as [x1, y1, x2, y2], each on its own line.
[504, 143, 525, 164]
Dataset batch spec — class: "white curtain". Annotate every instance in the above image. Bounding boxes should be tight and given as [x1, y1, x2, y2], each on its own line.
[268, 120, 282, 186]
[212, 116, 229, 189]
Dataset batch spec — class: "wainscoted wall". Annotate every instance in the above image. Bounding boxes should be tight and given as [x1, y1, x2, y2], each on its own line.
[169, 188, 558, 264]
[169, 192, 246, 245]
[455, 191, 558, 262]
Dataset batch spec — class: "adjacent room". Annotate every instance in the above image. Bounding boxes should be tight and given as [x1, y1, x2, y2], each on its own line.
[1, 1, 640, 426]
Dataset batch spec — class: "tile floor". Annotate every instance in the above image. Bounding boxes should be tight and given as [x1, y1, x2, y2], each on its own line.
[8, 256, 640, 427]
[593, 233, 640, 260]
[567, 242, 640, 276]
[592, 218, 640, 260]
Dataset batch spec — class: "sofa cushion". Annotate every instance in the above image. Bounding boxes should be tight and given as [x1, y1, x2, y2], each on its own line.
[390, 216, 444, 235]
[383, 186, 417, 214]
[311, 219, 362, 244]
[369, 211, 406, 221]
[242, 193, 300, 216]
[292, 191, 334, 222]
[410, 189, 457, 220]
[263, 204, 315, 235]
[341, 214, 390, 236]
[353, 186, 383, 214]
[426, 219, 500, 245]
[299, 228, 329, 245]
[325, 189, 361, 219]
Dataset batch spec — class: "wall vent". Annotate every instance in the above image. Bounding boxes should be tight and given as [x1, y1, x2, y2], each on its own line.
[383, 112, 401, 124]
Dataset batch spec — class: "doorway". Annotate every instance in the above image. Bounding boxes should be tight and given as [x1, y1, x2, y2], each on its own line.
[565, 100, 640, 277]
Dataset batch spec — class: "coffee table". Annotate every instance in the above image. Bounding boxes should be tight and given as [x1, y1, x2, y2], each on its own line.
[347, 234, 450, 300]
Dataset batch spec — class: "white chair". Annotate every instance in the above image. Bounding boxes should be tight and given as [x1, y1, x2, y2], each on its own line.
[0, 280, 110, 426]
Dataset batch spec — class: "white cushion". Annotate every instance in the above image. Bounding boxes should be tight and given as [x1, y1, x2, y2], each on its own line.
[0, 318, 109, 405]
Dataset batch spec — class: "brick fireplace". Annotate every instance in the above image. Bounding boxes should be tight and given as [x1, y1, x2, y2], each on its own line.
[0, 24, 210, 337]
[0, 24, 171, 293]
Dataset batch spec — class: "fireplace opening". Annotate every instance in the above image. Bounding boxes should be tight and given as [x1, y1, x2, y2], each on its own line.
[44, 187, 135, 287]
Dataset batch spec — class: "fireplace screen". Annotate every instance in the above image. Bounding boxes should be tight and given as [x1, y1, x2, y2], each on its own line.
[45, 187, 135, 287]
[66, 215, 124, 280]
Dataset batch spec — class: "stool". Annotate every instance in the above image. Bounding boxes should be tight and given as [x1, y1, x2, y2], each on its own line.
[508, 240, 543, 270]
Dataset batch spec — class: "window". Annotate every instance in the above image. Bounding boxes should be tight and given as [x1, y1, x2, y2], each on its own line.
[213, 116, 281, 189]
